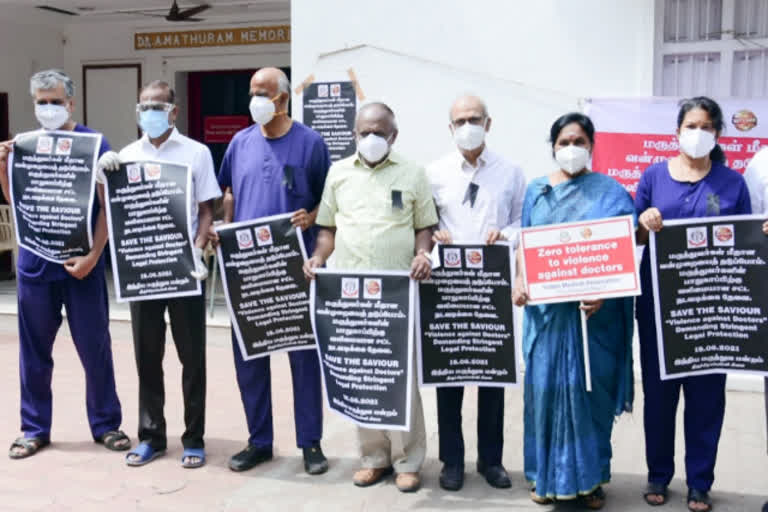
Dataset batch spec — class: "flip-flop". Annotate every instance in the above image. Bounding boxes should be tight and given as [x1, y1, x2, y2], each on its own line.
[125, 442, 166, 467]
[8, 436, 49, 460]
[95, 430, 131, 451]
[181, 448, 206, 469]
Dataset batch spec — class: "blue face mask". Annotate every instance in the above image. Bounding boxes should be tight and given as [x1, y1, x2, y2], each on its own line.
[139, 110, 171, 138]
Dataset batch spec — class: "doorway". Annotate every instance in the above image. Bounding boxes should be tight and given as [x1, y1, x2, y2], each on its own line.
[186, 67, 291, 173]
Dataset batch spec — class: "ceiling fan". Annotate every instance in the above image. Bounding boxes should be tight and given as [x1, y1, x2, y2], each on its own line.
[163, 1, 211, 22]
[36, 1, 213, 22]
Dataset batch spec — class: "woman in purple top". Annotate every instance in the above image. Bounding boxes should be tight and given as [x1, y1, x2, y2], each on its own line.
[635, 97, 752, 512]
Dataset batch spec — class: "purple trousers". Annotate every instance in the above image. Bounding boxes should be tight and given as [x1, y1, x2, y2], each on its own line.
[17, 272, 122, 441]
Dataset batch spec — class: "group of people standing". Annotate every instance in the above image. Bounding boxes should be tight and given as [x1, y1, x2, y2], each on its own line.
[0, 66, 765, 512]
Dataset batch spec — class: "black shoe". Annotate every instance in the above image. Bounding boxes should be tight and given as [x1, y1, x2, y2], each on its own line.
[228, 444, 273, 472]
[477, 461, 511, 489]
[302, 443, 329, 475]
[439, 463, 464, 491]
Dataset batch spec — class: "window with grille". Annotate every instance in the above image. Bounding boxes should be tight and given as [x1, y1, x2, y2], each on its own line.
[664, 0, 722, 41]
[662, 53, 721, 95]
[732, 50, 768, 97]
[656, 0, 768, 97]
[734, 0, 768, 38]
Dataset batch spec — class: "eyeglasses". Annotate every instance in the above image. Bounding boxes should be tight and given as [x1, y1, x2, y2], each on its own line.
[136, 102, 173, 113]
[451, 116, 485, 128]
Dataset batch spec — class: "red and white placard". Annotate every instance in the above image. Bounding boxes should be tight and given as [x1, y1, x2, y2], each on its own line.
[520, 215, 641, 305]
[586, 98, 768, 197]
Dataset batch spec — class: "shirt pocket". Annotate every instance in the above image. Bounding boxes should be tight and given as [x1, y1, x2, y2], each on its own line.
[283, 165, 311, 201]
[384, 187, 414, 222]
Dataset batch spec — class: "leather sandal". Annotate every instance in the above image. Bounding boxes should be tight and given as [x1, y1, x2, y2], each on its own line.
[530, 488, 554, 505]
[8, 437, 49, 459]
[96, 430, 131, 451]
[644, 482, 669, 506]
[581, 486, 606, 510]
[687, 488, 712, 512]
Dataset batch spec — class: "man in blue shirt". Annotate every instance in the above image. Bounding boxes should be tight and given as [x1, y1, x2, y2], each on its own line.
[0, 69, 128, 459]
[211, 67, 331, 474]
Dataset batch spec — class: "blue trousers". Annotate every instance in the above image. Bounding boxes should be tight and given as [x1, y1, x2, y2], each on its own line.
[232, 336, 323, 449]
[18, 272, 122, 441]
[437, 386, 504, 467]
[637, 301, 725, 492]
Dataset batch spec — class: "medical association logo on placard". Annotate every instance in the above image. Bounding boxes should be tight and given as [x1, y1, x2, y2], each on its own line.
[317, 84, 329, 98]
[36, 136, 53, 154]
[341, 277, 359, 299]
[580, 227, 593, 240]
[330, 83, 341, 97]
[686, 226, 708, 249]
[127, 164, 142, 184]
[144, 163, 162, 181]
[713, 224, 734, 246]
[731, 110, 757, 132]
[55, 137, 72, 156]
[364, 278, 382, 299]
[443, 248, 461, 268]
[559, 230, 572, 243]
[236, 229, 254, 250]
[465, 248, 484, 268]
[255, 225, 273, 246]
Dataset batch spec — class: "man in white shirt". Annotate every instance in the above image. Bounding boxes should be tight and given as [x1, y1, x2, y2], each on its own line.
[742, 146, 768, 512]
[98, 80, 221, 468]
[426, 94, 526, 491]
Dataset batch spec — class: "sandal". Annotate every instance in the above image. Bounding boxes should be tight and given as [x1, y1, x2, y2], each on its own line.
[96, 430, 131, 451]
[181, 448, 206, 469]
[530, 487, 554, 505]
[644, 482, 669, 506]
[687, 488, 712, 512]
[125, 442, 166, 467]
[581, 486, 606, 510]
[8, 436, 49, 459]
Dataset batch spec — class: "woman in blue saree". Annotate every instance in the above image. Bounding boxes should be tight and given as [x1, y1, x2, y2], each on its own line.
[513, 113, 635, 509]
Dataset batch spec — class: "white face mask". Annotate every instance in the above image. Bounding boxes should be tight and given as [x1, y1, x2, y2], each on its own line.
[555, 145, 590, 175]
[35, 103, 70, 130]
[249, 95, 277, 125]
[678, 128, 716, 159]
[357, 134, 390, 164]
[453, 123, 486, 151]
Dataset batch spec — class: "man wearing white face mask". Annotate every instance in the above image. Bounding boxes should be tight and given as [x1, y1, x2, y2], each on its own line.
[304, 102, 438, 493]
[97, 80, 221, 468]
[0, 69, 130, 459]
[208, 67, 332, 475]
[426, 95, 526, 491]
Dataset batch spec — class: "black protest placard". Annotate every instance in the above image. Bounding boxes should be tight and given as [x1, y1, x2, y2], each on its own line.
[216, 214, 315, 360]
[651, 215, 768, 378]
[104, 160, 199, 302]
[9, 130, 101, 262]
[418, 243, 518, 386]
[302, 81, 356, 162]
[311, 270, 414, 430]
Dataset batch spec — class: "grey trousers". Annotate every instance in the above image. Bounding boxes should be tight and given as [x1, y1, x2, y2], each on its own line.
[356, 374, 426, 473]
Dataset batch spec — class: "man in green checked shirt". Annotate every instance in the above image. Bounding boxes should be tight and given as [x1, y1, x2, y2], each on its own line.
[304, 102, 437, 493]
